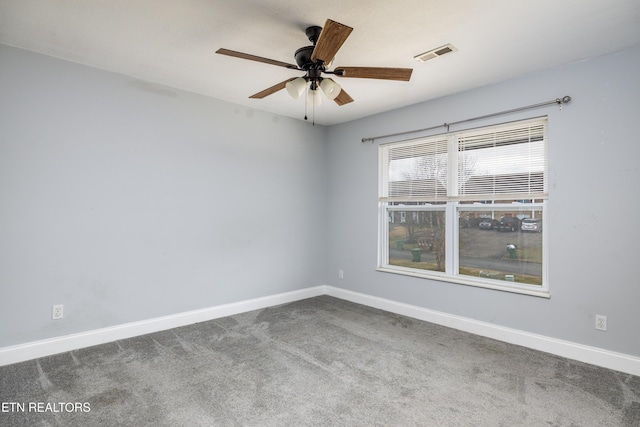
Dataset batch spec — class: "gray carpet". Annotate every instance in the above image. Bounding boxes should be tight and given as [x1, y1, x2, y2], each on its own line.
[1, 296, 639, 426]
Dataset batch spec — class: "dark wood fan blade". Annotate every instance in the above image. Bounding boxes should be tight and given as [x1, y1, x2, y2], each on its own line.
[335, 66, 413, 81]
[216, 48, 298, 69]
[249, 78, 298, 99]
[333, 89, 354, 106]
[311, 19, 353, 64]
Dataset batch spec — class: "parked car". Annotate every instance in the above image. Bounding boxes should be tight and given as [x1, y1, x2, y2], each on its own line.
[497, 217, 521, 232]
[521, 218, 542, 232]
[479, 218, 499, 230]
[467, 217, 484, 228]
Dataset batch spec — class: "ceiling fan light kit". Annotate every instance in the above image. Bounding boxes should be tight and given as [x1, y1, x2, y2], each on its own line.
[285, 77, 307, 99]
[306, 87, 322, 106]
[216, 18, 413, 119]
[319, 78, 341, 100]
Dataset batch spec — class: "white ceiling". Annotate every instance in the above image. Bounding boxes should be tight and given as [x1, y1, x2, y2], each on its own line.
[1, 0, 639, 126]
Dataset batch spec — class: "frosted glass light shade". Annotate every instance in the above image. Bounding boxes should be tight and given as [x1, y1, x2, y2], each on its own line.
[285, 77, 306, 99]
[320, 78, 341, 100]
[306, 88, 322, 106]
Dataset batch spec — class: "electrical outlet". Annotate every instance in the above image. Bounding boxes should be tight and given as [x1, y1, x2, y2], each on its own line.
[52, 304, 63, 320]
[338, 269, 344, 279]
[595, 314, 607, 331]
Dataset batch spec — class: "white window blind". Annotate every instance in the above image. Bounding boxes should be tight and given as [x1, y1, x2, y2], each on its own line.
[380, 118, 547, 202]
[456, 119, 547, 201]
[380, 136, 448, 202]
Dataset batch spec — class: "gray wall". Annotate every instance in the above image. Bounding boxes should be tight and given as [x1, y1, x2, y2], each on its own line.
[326, 46, 640, 358]
[0, 45, 328, 347]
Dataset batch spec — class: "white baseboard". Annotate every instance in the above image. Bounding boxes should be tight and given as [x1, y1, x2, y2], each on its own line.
[0, 286, 325, 367]
[2, 284, 639, 377]
[324, 286, 640, 377]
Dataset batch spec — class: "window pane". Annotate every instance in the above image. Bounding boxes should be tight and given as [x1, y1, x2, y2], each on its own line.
[459, 209, 543, 285]
[388, 210, 446, 272]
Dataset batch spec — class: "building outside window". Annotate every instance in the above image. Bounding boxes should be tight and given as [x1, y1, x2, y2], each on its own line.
[378, 117, 548, 297]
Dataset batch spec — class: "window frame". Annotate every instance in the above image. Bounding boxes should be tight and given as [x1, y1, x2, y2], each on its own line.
[377, 118, 549, 298]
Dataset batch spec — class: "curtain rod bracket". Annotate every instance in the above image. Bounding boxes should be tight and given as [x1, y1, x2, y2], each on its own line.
[556, 95, 571, 111]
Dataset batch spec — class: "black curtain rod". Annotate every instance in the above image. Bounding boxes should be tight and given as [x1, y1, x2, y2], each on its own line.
[361, 95, 572, 143]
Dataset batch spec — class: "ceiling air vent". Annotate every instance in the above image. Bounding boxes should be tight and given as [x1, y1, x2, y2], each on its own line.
[414, 43, 457, 62]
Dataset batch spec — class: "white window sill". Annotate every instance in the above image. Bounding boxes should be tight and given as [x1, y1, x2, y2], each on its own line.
[376, 266, 550, 299]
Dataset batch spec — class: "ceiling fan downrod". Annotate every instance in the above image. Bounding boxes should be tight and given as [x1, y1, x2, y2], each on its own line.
[305, 26, 322, 45]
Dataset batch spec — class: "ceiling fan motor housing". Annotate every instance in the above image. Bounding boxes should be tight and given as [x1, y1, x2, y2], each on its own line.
[294, 25, 325, 69]
[294, 46, 315, 69]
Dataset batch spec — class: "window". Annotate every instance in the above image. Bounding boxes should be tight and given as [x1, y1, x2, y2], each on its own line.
[378, 118, 548, 297]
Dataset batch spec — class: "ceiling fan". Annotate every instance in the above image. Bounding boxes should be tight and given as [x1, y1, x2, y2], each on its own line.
[216, 19, 413, 109]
